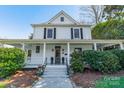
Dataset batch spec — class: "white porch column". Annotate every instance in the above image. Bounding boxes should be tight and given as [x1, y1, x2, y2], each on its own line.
[0, 43, 4, 48]
[21, 43, 25, 51]
[43, 42, 46, 64]
[67, 42, 70, 65]
[120, 42, 124, 50]
[93, 43, 97, 51]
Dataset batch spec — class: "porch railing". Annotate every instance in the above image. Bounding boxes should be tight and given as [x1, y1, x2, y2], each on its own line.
[66, 58, 71, 75]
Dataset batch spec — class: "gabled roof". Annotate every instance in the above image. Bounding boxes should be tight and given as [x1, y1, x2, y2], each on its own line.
[31, 10, 92, 27]
[46, 10, 79, 24]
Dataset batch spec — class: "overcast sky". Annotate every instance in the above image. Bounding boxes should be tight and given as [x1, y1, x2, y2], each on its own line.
[0, 5, 80, 39]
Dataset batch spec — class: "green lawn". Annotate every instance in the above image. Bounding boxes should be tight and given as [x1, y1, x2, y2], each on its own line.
[0, 82, 7, 88]
[95, 76, 124, 88]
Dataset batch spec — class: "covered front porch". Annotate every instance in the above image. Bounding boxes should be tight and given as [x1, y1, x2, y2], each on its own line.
[0, 39, 124, 68]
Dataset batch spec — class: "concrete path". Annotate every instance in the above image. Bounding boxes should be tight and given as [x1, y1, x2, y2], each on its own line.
[33, 65, 73, 88]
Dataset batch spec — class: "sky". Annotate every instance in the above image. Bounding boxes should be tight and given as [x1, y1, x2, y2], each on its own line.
[0, 5, 80, 39]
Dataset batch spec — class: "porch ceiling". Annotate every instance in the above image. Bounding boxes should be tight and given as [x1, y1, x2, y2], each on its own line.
[0, 39, 124, 44]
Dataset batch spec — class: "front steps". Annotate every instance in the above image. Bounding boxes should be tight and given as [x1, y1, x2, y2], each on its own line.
[43, 65, 68, 78]
[33, 65, 73, 88]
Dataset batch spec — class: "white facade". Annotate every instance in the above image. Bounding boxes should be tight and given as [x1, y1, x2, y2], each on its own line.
[33, 26, 91, 40]
[25, 10, 93, 65]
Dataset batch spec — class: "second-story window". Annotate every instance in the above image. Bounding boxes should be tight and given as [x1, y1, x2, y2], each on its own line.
[74, 29, 80, 38]
[47, 29, 53, 38]
[60, 17, 64, 22]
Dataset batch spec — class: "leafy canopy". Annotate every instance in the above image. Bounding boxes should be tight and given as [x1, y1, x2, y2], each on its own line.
[92, 19, 124, 39]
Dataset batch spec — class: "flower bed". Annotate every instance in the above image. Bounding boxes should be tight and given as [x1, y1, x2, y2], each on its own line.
[71, 69, 124, 88]
[0, 69, 40, 88]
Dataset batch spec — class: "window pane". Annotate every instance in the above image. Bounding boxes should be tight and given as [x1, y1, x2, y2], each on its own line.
[74, 29, 79, 38]
[60, 17, 64, 22]
[47, 29, 53, 38]
[36, 46, 40, 53]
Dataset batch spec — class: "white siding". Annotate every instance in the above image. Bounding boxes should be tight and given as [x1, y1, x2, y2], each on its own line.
[33, 26, 92, 40]
[26, 44, 93, 65]
[50, 14, 74, 24]
[30, 44, 43, 64]
[83, 27, 92, 39]
[33, 27, 44, 39]
[56, 27, 70, 39]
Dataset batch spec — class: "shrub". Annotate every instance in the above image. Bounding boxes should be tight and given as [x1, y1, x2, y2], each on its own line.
[83, 50, 121, 73]
[70, 51, 84, 73]
[110, 50, 124, 69]
[83, 50, 101, 70]
[97, 51, 121, 73]
[0, 48, 25, 78]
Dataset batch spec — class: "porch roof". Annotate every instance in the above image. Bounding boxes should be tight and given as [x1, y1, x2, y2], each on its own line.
[0, 39, 124, 44]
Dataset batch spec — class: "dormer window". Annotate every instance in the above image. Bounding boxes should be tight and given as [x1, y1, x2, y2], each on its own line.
[60, 17, 64, 22]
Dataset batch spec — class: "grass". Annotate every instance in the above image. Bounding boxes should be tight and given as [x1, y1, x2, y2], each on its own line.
[95, 76, 124, 88]
[0, 82, 7, 88]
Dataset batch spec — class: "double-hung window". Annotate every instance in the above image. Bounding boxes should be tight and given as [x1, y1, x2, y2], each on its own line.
[36, 46, 40, 53]
[47, 28, 53, 38]
[74, 29, 80, 39]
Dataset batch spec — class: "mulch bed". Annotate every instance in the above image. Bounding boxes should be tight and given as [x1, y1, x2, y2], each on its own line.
[70, 68, 124, 88]
[1, 69, 40, 88]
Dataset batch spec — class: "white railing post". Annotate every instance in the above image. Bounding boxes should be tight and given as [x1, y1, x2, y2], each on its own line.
[43, 42, 46, 64]
[21, 43, 25, 51]
[120, 42, 124, 50]
[93, 43, 97, 51]
[0, 43, 4, 48]
[67, 42, 70, 65]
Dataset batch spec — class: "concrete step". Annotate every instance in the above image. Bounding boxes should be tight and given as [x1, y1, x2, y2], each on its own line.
[44, 72, 67, 75]
[42, 65, 68, 78]
[42, 75, 68, 78]
[44, 70, 66, 72]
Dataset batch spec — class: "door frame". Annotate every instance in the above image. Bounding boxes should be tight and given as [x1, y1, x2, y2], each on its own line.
[55, 46, 61, 64]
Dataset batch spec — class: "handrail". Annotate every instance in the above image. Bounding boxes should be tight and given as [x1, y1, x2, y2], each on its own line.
[66, 58, 70, 75]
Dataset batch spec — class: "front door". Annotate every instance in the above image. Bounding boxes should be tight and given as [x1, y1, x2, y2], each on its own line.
[55, 46, 61, 64]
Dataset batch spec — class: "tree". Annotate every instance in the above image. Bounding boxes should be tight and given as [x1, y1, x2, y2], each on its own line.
[80, 5, 104, 24]
[92, 19, 124, 39]
[103, 5, 124, 20]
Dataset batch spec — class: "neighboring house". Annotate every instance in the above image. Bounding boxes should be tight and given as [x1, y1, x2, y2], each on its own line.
[0, 10, 124, 67]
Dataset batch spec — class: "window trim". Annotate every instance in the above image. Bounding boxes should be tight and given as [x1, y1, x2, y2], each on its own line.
[46, 28, 54, 39]
[73, 28, 81, 39]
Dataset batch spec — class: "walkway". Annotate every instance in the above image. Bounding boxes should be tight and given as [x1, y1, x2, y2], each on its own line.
[33, 65, 73, 88]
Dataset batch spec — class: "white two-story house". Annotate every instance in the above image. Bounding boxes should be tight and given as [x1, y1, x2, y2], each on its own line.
[27, 10, 92, 65]
[1, 10, 124, 67]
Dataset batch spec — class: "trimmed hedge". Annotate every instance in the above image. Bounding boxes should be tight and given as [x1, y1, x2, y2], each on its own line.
[97, 51, 121, 73]
[110, 50, 124, 69]
[83, 50, 121, 73]
[70, 51, 84, 73]
[83, 50, 100, 70]
[0, 48, 25, 78]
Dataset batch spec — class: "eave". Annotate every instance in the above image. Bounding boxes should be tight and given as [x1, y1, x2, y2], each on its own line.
[0, 39, 124, 44]
[31, 24, 92, 27]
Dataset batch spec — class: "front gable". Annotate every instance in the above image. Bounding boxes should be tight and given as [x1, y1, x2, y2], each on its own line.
[47, 10, 79, 25]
